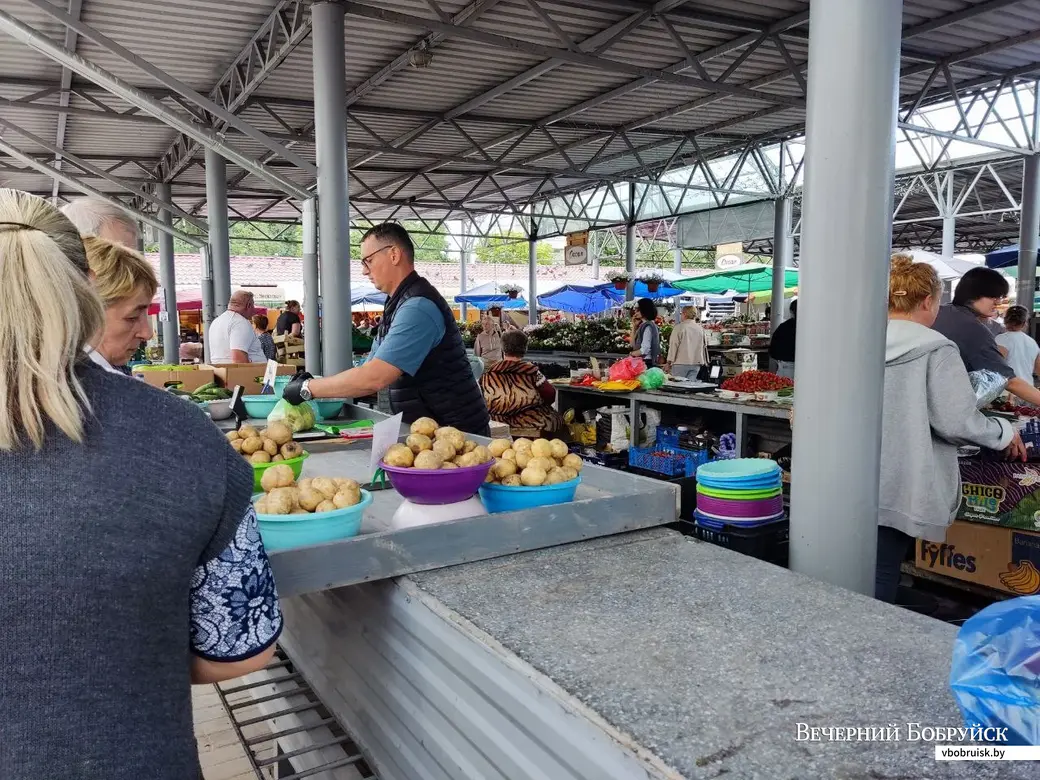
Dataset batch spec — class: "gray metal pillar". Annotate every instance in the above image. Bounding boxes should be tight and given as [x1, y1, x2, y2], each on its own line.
[528, 223, 538, 326]
[459, 220, 469, 323]
[1016, 154, 1040, 312]
[941, 171, 956, 257]
[135, 225, 144, 255]
[625, 221, 636, 301]
[205, 148, 232, 313]
[200, 246, 215, 363]
[673, 245, 683, 275]
[771, 197, 793, 333]
[591, 240, 600, 279]
[156, 182, 179, 364]
[312, 0, 352, 373]
[302, 198, 322, 376]
[789, 0, 903, 596]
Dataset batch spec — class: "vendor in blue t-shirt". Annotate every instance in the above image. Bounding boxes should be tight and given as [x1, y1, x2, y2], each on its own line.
[283, 224, 490, 435]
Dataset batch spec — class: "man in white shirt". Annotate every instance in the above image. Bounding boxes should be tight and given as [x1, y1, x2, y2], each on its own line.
[209, 291, 267, 363]
[995, 305, 1040, 393]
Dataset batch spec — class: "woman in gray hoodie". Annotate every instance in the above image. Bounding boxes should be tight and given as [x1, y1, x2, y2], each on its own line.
[878, 256, 1025, 602]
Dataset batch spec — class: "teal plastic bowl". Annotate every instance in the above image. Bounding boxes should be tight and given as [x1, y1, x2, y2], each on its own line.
[242, 394, 280, 419]
[254, 488, 372, 551]
[478, 477, 580, 514]
[312, 400, 343, 419]
[272, 374, 324, 400]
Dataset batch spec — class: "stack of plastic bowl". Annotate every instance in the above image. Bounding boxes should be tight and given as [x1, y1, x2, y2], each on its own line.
[693, 459, 784, 530]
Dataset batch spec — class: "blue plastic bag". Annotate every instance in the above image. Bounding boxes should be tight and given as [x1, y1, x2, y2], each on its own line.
[950, 595, 1040, 746]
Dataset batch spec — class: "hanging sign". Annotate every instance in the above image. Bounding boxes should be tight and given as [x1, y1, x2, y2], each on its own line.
[564, 245, 588, 266]
[566, 231, 589, 247]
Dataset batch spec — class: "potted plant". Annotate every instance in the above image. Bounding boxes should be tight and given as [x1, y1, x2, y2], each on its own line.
[607, 271, 631, 290]
[500, 283, 522, 300]
[639, 271, 665, 293]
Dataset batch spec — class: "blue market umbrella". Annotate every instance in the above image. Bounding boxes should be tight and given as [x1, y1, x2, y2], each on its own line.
[537, 283, 617, 314]
[985, 245, 1020, 269]
[455, 281, 527, 310]
[601, 279, 685, 301]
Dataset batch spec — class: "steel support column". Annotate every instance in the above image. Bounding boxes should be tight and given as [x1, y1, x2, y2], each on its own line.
[460, 220, 469, 323]
[1017, 154, 1040, 312]
[625, 221, 636, 302]
[592, 241, 600, 279]
[205, 148, 232, 312]
[770, 197, 793, 333]
[528, 222, 538, 326]
[790, 0, 902, 596]
[312, 1, 352, 373]
[673, 245, 682, 276]
[302, 198, 322, 375]
[200, 245, 215, 363]
[156, 182, 179, 364]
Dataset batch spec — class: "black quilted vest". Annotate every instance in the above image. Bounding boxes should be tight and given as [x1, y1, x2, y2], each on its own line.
[378, 272, 490, 435]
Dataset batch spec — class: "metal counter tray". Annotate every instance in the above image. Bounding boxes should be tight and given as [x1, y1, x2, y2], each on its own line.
[267, 437, 677, 599]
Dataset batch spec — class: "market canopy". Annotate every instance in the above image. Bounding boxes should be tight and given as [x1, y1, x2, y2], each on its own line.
[673, 265, 799, 295]
[455, 281, 527, 310]
[351, 282, 387, 307]
[985, 244, 1020, 269]
[537, 280, 617, 314]
[901, 250, 982, 280]
[148, 288, 202, 315]
[601, 278, 685, 301]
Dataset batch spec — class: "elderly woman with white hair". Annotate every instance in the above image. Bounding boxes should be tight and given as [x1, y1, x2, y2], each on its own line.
[665, 305, 709, 379]
[0, 189, 281, 780]
[61, 195, 140, 247]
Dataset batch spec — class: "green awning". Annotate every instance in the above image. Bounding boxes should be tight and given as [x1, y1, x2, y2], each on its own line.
[674, 266, 799, 295]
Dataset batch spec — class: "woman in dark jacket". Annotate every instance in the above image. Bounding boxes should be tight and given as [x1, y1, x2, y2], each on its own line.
[630, 297, 661, 368]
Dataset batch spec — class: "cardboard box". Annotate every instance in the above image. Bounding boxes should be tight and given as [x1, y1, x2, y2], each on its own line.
[131, 365, 214, 392]
[957, 460, 1040, 529]
[206, 363, 295, 396]
[915, 520, 1040, 596]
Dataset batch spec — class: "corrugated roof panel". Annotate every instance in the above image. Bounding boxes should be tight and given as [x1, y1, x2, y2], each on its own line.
[0, 0, 69, 80]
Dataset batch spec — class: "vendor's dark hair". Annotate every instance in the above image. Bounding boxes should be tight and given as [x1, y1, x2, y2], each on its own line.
[361, 222, 414, 261]
[952, 267, 1009, 306]
[1005, 305, 1030, 327]
[789, 299, 797, 316]
[636, 298, 657, 321]
[501, 329, 528, 358]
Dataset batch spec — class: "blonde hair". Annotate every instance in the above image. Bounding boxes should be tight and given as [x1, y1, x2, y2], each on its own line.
[0, 189, 105, 450]
[889, 253, 941, 314]
[83, 236, 158, 307]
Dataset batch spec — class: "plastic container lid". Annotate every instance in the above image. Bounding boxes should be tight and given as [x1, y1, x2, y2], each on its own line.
[697, 458, 781, 480]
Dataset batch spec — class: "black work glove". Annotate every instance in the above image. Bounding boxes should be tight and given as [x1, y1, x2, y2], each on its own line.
[282, 371, 313, 406]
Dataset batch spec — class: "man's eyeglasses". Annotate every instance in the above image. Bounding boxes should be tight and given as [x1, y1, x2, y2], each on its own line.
[360, 245, 393, 269]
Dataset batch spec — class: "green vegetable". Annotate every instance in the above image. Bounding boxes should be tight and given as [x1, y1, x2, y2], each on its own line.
[270, 399, 316, 432]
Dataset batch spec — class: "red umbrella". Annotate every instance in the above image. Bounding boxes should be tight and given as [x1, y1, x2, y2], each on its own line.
[148, 288, 267, 316]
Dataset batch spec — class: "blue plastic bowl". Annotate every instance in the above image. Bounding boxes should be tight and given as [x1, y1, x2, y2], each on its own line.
[242, 394, 281, 419]
[272, 374, 324, 400]
[312, 400, 343, 419]
[478, 477, 580, 514]
[254, 488, 372, 551]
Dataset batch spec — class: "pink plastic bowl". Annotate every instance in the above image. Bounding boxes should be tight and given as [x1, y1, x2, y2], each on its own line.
[695, 493, 784, 519]
[380, 460, 494, 505]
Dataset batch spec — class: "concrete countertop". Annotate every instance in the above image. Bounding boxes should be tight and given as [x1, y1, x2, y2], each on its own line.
[409, 529, 1025, 779]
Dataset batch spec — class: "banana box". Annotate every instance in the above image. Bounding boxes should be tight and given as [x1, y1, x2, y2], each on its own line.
[916, 521, 1040, 597]
[956, 460, 1040, 530]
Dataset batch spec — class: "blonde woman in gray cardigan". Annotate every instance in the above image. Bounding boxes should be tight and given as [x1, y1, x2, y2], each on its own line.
[877, 256, 1026, 602]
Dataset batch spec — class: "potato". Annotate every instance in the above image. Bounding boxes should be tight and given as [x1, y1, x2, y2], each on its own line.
[545, 468, 569, 485]
[441, 462, 458, 469]
[531, 439, 553, 459]
[315, 500, 337, 513]
[513, 438, 532, 453]
[312, 477, 339, 500]
[515, 450, 532, 469]
[333, 478, 360, 492]
[549, 439, 569, 460]
[413, 450, 443, 470]
[501, 474, 522, 486]
[462, 440, 477, 454]
[230, 439, 244, 453]
[298, 477, 314, 492]
[249, 451, 272, 464]
[455, 452, 479, 468]
[298, 487, 325, 512]
[264, 421, 293, 446]
[470, 445, 492, 465]
[431, 440, 456, 462]
[384, 443, 415, 468]
[226, 430, 240, 442]
[262, 438, 279, 457]
[280, 441, 303, 460]
[521, 466, 547, 486]
[485, 469, 497, 482]
[410, 417, 438, 437]
[488, 439, 512, 457]
[272, 454, 284, 462]
[434, 427, 465, 451]
[493, 459, 518, 479]
[254, 495, 269, 514]
[290, 508, 310, 515]
[240, 435, 263, 455]
[406, 433, 433, 454]
[562, 453, 584, 473]
[265, 490, 293, 515]
[528, 457, 555, 473]
[559, 466, 579, 481]
[501, 448, 517, 462]
[261, 464, 296, 493]
[238, 424, 259, 440]
[333, 488, 360, 508]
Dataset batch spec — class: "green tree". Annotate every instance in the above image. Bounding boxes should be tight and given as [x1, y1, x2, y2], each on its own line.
[475, 231, 554, 265]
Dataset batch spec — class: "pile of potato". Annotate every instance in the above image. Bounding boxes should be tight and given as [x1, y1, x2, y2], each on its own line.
[383, 417, 494, 471]
[484, 436, 583, 487]
[381, 417, 583, 488]
[254, 464, 362, 515]
[226, 421, 304, 465]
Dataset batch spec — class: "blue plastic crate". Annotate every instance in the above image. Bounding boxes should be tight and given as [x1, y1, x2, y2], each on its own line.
[629, 445, 710, 478]
[655, 426, 680, 449]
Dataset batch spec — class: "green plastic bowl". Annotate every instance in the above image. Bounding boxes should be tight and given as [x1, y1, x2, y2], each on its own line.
[251, 451, 309, 492]
[254, 488, 372, 551]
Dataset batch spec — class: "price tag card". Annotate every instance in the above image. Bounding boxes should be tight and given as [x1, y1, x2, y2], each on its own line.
[261, 359, 280, 393]
[369, 412, 404, 479]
